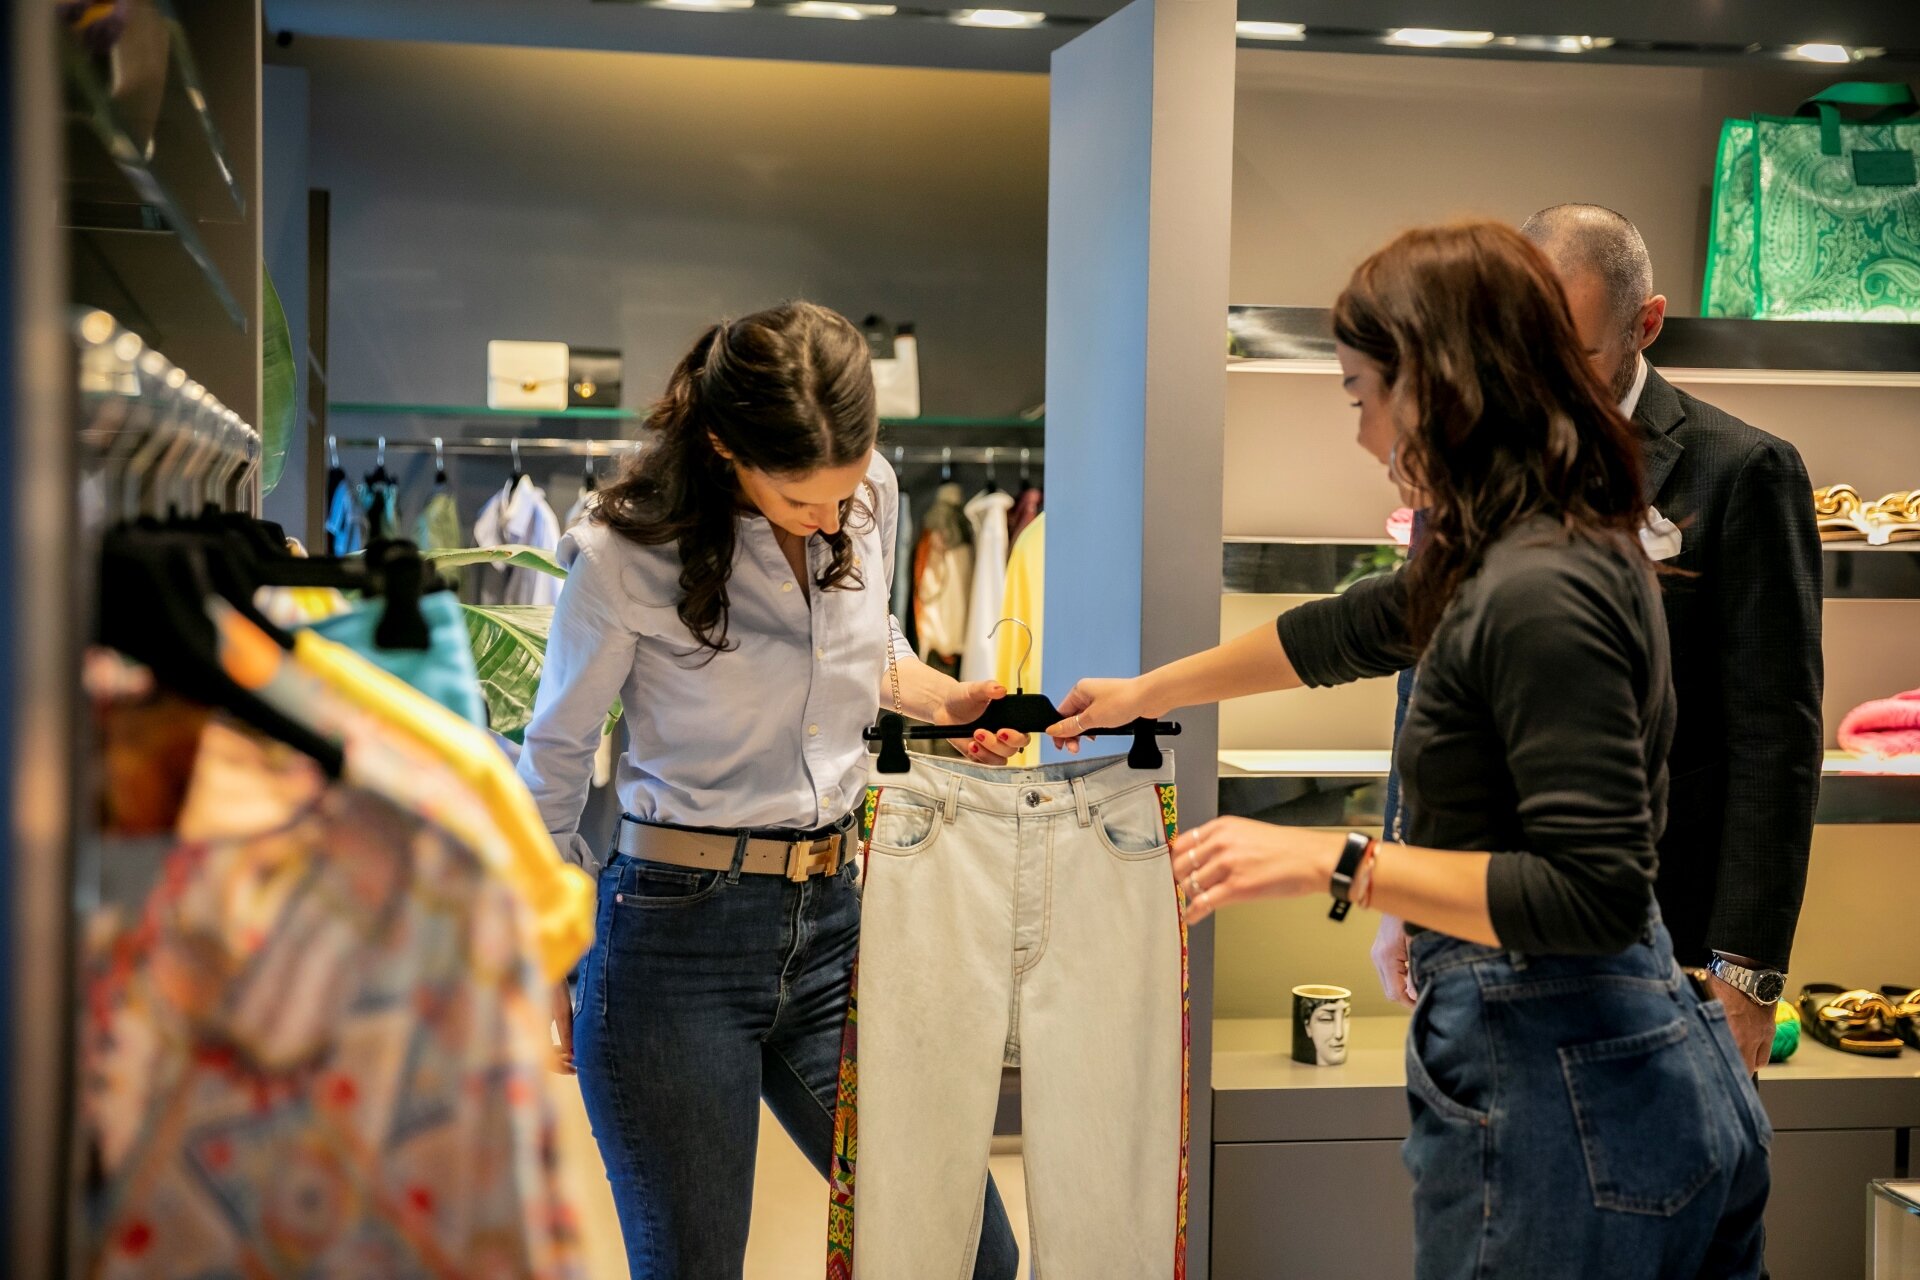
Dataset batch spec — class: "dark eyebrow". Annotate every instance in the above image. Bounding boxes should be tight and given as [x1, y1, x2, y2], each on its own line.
[1340, 376, 1357, 389]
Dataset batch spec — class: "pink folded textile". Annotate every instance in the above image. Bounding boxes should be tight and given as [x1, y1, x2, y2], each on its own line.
[1838, 688, 1920, 758]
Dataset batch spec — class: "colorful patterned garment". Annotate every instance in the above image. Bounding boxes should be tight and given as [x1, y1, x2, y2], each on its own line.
[80, 719, 585, 1280]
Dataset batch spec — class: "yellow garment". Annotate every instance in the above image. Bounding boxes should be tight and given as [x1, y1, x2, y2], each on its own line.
[995, 513, 1045, 767]
[291, 630, 595, 980]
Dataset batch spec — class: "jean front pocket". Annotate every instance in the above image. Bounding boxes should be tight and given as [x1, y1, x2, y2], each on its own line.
[867, 792, 941, 855]
[1559, 1017, 1722, 1216]
[612, 858, 724, 909]
[1089, 785, 1172, 861]
[1404, 984, 1492, 1126]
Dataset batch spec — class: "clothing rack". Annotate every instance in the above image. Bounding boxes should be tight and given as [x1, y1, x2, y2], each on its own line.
[76, 309, 264, 520]
[328, 436, 1045, 467]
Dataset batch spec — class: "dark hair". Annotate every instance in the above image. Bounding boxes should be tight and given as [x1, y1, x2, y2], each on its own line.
[594, 302, 878, 655]
[1332, 221, 1649, 647]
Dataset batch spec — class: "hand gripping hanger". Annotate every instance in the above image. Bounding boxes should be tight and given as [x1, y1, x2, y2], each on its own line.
[863, 617, 1181, 772]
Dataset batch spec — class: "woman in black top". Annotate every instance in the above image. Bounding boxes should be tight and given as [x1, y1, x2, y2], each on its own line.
[1051, 223, 1770, 1280]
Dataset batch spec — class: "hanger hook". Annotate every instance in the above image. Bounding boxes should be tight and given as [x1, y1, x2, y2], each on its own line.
[376, 435, 386, 469]
[986, 447, 997, 481]
[511, 438, 522, 472]
[941, 445, 952, 481]
[433, 436, 445, 470]
[893, 444, 904, 465]
[327, 433, 339, 469]
[986, 617, 1034, 693]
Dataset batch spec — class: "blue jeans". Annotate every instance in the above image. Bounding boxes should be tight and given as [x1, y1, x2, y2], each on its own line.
[572, 851, 1020, 1279]
[1403, 916, 1770, 1280]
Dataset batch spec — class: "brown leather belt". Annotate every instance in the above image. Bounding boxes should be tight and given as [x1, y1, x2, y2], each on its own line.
[615, 817, 851, 882]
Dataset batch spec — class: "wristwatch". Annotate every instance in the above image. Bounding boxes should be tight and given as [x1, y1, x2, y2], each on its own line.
[1705, 955, 1786, 1006]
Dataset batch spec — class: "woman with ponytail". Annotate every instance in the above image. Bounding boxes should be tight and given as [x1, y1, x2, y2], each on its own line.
[518, 302, 1024, 1277]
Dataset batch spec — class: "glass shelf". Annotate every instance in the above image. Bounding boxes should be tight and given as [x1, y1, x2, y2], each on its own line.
[62, 26, 246, 330]
[1226, 305, 1920, 385]
[330, 402, 642, 422]
[1222, 537, 1920, 600]
[1218, 750, 1920, 826]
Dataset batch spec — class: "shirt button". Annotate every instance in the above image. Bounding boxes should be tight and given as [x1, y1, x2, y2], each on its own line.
[782, 581, 796, 593]
[817, 647, 827, 660]
[808, 724, 821, 736]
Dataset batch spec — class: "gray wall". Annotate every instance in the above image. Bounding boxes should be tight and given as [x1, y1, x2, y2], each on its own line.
[286, 37, 1048, 419]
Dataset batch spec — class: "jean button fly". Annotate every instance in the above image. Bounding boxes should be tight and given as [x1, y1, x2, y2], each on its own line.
[1025, 790, 1042, 807]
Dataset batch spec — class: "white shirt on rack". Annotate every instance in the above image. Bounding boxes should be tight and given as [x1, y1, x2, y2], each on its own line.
[959, 488, 1015, 683]
[473, 475, 563, 607]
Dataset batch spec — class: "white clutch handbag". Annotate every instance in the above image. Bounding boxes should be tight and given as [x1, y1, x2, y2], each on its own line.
[488, 340, 571, 411]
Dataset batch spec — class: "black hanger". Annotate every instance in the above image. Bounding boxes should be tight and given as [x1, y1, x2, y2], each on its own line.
[365, 539, 434, 651]
[583, 452, 598, 493]
[99, 525, 345, 778]
[864, 620, 1180, 773]
[433, 436, 448, 487]
[508, 438, 525, 492]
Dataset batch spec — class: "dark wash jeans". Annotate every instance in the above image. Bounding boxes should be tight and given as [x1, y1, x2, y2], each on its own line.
[1403, 914, 1770, 1280]
[572, 851, 1020, 1279]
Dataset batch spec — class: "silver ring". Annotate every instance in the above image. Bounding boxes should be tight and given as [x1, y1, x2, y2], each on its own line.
[1072, 714, 1085, 733]
[1187, 873, 1199, 898]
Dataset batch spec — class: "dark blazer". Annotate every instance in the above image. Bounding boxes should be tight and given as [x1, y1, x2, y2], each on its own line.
[1631, 367, 1823, 972]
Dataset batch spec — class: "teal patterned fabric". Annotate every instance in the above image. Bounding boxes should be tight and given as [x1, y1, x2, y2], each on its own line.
[1705, 108, 1920, 321]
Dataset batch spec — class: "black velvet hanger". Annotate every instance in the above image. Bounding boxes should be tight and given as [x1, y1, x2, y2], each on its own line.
[99, 525, 345, 778]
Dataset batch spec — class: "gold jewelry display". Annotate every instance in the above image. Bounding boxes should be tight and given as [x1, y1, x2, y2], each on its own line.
[1814, 484, 1920, 544]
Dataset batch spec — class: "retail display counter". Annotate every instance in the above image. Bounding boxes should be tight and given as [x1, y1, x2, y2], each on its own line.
[1213, 1015, 1920, 1279]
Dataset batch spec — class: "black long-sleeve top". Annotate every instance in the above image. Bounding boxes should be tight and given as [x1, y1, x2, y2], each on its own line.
[1279, 517, 1677, 955]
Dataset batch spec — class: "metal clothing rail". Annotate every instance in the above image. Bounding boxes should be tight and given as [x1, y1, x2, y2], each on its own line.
[330, 436, 1045, 467]
[75, 309, 264, 518]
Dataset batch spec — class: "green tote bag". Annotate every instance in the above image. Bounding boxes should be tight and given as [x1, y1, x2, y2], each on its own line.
[1703, 82, 1920, 321]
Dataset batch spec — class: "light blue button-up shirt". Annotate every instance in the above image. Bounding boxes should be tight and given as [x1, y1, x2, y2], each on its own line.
[517, 451, 907, 868]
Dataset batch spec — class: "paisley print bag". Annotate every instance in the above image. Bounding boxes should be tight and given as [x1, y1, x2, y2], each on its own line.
[1704, 82, 1920, 321]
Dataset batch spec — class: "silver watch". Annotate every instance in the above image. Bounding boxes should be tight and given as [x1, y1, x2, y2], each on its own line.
[1705, 955, 1785, 1006]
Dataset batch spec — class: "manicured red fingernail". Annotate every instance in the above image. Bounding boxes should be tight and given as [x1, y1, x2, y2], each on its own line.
[998, 731, 1010, 742]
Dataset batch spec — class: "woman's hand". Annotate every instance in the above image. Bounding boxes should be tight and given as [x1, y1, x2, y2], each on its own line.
[1044, 676, 1160, 753]
[1171, 817, 1344, 925]
[551, 980, 577, 1076]
[935, 679, 1029, 764]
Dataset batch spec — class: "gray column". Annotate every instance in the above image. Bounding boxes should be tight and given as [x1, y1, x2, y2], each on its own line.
[1044, 0, 1234, 1271]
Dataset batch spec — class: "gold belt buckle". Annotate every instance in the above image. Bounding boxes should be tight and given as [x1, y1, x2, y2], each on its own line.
[785, 836, 839, 882]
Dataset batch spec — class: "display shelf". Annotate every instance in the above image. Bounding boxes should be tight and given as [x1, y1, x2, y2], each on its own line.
[1219, 751, 1920, 826]
[62, 27, 246, 330]
[327, 405, 1042, 430]
[1221, 537, 1920, 600]
[1226, 305, 1920, 386]
[1214, 1015, 1920, 1144]
[330, 401, 642, 422]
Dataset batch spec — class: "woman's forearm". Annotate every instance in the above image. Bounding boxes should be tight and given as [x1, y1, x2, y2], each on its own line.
[1139, 621, 1302, 716]
[1368, 844, 1499, 947]
[889, 652, 961, 723]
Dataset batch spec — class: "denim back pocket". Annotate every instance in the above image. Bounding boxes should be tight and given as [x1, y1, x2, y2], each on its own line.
[1088, 786, 1171, 860]
[1558, 1017, 1722, 1216]
[868, 791, 941, 855]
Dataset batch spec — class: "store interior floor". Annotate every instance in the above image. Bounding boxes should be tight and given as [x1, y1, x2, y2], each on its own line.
[546, 1074, 1034, 1275]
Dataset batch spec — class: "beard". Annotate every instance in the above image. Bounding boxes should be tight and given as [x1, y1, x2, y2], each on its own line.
[1607, 341, 1641, 404]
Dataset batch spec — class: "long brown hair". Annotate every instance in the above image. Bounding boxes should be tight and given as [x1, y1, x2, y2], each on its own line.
[594, 302, 878, 655]
[1332, 221, 1648, 647]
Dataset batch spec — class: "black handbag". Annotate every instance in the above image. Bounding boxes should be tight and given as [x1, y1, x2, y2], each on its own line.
[568, 348, 622, 408]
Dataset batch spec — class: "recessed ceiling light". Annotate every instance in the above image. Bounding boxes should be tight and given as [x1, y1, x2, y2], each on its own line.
[1790, 42, 1855, 63]
[952, 8, 1045, 28]
[1236, 21, 1306, 41]
[649, 0, 755, 11]
[789, 1, 895, 15]
[1386, 27, 1495, 48]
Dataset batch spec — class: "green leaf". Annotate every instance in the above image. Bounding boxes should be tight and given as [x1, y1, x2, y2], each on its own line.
[463, 603, 553, 738]
[259, 265, 296, 495]
[461, 601, 619, 741]
[425, 544, 568, 579]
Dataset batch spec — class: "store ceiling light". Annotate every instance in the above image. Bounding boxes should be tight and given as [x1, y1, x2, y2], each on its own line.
[789, 1, 895, 15]
[649, 0, 755, 11]
[1386, 27, 1495, 48]
[952, 8, 1045, 28]
[1790, 42, 1857, 63]
[1236, 21, 1306, 41]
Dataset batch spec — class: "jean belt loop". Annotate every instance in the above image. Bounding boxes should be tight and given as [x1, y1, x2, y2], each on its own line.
[725, 830, 750, 885]
[942, 774, 959, 824]
[1071, 775, 1092, 828]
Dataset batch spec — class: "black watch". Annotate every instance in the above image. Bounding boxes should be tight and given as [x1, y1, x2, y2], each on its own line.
[1705, 955, 1786, 1006]
[1327, 831, 1371, 923]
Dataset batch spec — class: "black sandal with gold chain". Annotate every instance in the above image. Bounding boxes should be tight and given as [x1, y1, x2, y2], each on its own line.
[1798, 985, 1905, 1057]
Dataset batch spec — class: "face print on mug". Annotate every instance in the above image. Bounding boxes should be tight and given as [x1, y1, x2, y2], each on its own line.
[1292, 985, 1352, 1067]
